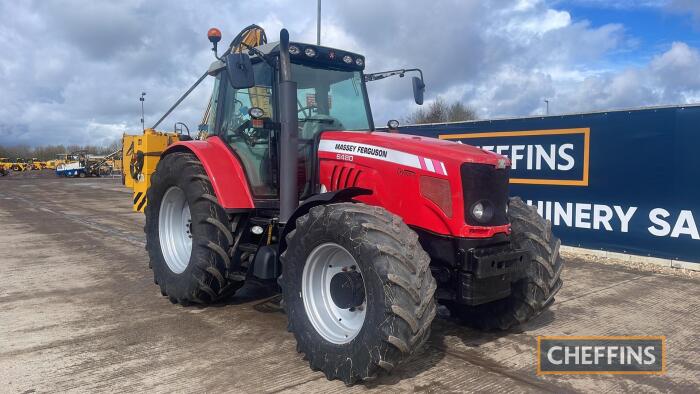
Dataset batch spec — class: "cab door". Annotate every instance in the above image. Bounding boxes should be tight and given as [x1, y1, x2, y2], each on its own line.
[214, 62, 277, 198]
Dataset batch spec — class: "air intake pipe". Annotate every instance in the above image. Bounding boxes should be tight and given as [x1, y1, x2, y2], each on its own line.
[278, 29, 298, 225]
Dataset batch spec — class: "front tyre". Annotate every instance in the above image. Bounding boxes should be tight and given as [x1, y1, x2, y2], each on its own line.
[281, 203, 437, 384]
[145, 152, 243, 304]
[448, 196, 564, 330]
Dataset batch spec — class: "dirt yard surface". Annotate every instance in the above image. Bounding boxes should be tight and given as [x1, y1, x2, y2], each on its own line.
[1, 172, 698, 393]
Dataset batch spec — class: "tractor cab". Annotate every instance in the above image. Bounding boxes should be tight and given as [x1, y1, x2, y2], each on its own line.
[204, 41, 374, 198]
[200, 28, 424, 202]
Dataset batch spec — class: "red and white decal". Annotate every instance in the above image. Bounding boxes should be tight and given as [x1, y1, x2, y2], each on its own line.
[319, 139, 448, 175]
[418, 157, 447, 175]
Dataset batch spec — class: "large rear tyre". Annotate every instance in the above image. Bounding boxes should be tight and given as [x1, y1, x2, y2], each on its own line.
[145, 152, 243, 305]
[281, 203, 437, 384]
[448, 196, 564, 330]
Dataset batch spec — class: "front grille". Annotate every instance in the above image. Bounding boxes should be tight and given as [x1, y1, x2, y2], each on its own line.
[461, 163, 509, 226]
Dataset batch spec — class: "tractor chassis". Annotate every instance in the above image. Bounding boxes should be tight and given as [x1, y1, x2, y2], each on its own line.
[232, 209, 530, 308]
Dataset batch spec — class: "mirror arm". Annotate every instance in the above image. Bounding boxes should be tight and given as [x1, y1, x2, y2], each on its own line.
[364, 68, 424, 83]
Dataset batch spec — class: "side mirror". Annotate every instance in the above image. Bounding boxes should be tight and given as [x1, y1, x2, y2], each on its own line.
[412, 76, 425, 105]
[225, 53, 255, 89]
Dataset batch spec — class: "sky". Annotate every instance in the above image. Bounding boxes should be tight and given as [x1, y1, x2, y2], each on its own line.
[1, 0, 700, 147]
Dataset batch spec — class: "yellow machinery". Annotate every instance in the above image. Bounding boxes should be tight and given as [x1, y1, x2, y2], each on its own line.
[29, 158, 46, 170]
[0, 158, 10, 176]
[122, 134, 136, 189]
[45, 154, 68, 170]
[111, 154, 123, 173]
[10, 158, 29, 172]
[122, 129, 180, 212]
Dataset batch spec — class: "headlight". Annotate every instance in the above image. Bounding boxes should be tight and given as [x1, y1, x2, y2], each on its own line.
[304, 47, 316, 57]
[343, 55, 353, 64]
[472, 202, 485, 220]
[470, 200, 494, 224]
[289, 45, 300, 55]
[355, 57, 364, 66]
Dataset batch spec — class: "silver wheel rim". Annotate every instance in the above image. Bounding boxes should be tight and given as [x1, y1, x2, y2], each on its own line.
[302, 242, 367, 344]
[159, 186, 192, 274]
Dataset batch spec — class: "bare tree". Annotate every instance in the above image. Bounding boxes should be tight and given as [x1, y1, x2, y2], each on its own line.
[405, 97, 477, 124]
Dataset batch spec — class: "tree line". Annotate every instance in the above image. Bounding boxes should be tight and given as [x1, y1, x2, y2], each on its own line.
[0, 141, 122, 161]
[405, 97, 477, 124]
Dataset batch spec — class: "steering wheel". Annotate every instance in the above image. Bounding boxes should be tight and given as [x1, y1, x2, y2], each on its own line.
[297, 105, 317, 119]
[226, 119, 270, 147]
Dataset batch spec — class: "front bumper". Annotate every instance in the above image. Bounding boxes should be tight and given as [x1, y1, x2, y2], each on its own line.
[415, 229, 530, 306]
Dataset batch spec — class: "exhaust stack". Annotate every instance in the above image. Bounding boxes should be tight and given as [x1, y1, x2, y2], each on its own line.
[278, 29, 298, 225]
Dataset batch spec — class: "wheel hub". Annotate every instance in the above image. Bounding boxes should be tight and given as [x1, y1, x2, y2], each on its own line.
[329, 270, 365, 309]
[302, 242, 367, 344]
[158, 186, 192, 274]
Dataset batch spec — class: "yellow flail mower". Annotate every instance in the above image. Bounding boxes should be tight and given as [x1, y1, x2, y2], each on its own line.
[122, 129, 182, 212]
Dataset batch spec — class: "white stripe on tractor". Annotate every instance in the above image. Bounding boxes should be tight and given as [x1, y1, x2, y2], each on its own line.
[319, 139, 422, 169]
[424, 158, 435, 172]
[318, 139, 448, 176]
[440, 161, 448, 175]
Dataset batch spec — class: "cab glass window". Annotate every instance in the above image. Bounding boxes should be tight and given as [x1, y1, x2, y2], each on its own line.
[216, 62, 276, 197]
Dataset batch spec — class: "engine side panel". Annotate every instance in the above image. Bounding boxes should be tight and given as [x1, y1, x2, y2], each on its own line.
[163, 136, 255, 209]
[318, 131, 510, 238]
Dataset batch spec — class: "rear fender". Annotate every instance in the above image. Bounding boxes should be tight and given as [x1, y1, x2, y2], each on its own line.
[163, 136, 255, 209]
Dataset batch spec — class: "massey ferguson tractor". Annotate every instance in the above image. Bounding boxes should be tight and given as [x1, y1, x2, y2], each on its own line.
[144, 25, 563, 384]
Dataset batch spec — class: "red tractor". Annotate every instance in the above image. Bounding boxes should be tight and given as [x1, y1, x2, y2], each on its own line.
[145, 25, 563, 384]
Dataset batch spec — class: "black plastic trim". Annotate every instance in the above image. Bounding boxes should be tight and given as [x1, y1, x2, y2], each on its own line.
[414, 228, 529, 306]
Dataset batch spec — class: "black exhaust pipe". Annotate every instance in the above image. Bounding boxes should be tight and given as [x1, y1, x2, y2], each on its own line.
[278, 29, 298, 225]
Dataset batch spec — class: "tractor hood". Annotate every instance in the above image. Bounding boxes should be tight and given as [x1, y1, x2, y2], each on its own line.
[319, 131, 510, 171]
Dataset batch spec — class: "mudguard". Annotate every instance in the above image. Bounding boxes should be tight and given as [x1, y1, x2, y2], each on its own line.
[279, 187, 372, 253]
[162, 136, 255, 209]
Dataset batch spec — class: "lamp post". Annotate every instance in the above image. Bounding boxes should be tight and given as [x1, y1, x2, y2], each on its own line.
[317, 0, 321, 45]
[140, 92, 146, 132]
[544, 99, 550, 116]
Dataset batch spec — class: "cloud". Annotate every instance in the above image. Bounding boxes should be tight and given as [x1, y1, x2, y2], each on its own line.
[559, 0, 669, 10]
[328, 0, 629, 119]
[667, 0, 700, 23]
[0, 0, 699, 146]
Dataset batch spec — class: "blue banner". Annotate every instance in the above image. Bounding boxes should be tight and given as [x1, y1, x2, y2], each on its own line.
[399, 105, 700, 264]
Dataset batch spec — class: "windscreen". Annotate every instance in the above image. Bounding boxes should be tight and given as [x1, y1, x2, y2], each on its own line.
[292, 63, 370, 140]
